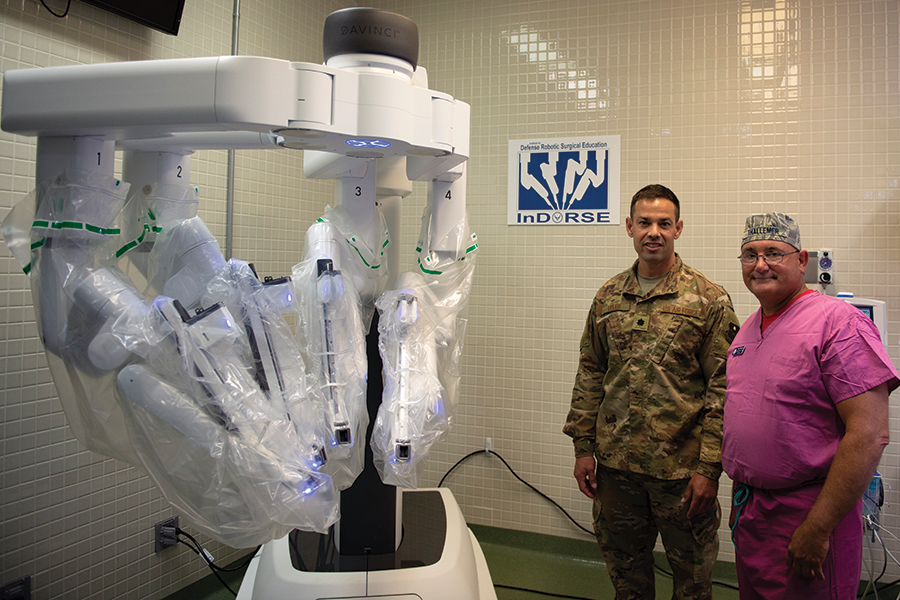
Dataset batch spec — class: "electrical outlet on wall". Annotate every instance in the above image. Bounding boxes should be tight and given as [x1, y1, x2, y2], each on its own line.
[154, 516, 180, 553]
[0, 576, 31, 600]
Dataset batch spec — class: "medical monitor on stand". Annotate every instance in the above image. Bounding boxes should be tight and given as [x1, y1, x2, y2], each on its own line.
[840, 295, 888, 348]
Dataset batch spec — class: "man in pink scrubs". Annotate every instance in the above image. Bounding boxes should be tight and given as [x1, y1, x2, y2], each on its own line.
[722, 213, 898, 599]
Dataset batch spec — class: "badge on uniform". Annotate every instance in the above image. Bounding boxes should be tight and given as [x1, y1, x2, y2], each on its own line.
[633, 314, 649, 331]
[732, 346, 745, 356]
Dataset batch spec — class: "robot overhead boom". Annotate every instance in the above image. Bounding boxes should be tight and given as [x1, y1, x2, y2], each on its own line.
[0, 54, 470, 179]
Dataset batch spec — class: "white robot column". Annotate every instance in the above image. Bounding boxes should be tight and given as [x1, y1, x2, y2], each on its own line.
[36, 135, 114, 183]
[240, 9, 492, 600]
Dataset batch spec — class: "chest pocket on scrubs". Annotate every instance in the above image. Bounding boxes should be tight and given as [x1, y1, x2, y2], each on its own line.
[762, 354, 819, 415]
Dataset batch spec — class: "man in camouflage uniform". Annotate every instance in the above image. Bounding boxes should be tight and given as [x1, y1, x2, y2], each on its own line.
[564, 184, 740, 600]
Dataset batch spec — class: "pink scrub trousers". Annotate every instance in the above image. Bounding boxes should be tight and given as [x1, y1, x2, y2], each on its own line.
[732, 482, 862, 600]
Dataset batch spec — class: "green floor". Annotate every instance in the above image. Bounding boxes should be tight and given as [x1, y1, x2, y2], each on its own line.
[164, 524, 743, 600]
[472, 524, 741, 600]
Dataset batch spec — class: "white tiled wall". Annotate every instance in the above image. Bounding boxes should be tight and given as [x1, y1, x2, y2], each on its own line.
[1, 0, 898, 598]
[375, 0, 900, 571]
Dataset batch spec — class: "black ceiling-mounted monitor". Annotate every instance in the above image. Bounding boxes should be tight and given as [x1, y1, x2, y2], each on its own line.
[79, 0, 186, 36]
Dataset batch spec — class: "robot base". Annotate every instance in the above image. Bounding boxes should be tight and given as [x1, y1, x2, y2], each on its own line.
[237, 488, 497, 599]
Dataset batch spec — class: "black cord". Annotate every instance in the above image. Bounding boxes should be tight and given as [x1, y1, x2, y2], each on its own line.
[173, 528, 261, 597]
[857, 518, 891, 598]
[495, 583, 595, 599]
[175, 528, 260, 572]
[441, 449, 741, 593]
[876, 527, 888, 586]
[440, 449, 594, 536]
[39, 0, 72, 18]
[177, 539, 239, 597]
[859, 576, 900, 598]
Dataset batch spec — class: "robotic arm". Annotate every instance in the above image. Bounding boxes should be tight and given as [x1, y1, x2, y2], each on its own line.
[292, 215, 374, 490]
[316, 258, 354, 449]
[372, 166, 478, 488]
[1, 9, 474, 546]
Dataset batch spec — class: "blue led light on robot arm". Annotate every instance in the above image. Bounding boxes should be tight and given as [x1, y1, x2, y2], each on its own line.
[345, 138, 392, 149]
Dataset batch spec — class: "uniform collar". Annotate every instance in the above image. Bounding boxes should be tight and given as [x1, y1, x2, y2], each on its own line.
[626, 254, 683, 298]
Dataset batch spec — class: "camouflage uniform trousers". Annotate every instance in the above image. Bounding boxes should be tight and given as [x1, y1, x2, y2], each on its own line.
[592, 464, 720, 600]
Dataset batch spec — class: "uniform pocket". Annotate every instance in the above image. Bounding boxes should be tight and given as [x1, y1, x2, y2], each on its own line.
[650, 314, 704, 378]
[648, 313, 680, 362]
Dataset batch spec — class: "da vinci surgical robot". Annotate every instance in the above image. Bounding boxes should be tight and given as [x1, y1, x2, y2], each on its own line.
[1, 8, 495, 599]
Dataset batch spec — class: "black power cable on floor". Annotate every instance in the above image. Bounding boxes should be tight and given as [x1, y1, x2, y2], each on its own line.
[440, 449, 594, 535]
[440, 448, 740, 593]
[495, 583, 596, 600]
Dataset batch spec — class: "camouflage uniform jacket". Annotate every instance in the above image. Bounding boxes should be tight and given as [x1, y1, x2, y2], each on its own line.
[563, 255, 740, 481]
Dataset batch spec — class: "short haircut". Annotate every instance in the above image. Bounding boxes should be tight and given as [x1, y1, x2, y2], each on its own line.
[630, 184, 680, 220]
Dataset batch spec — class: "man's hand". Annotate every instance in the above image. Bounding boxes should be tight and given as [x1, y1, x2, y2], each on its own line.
[681, 473, 718, 519]
[786, 520, 828, 580]
[574, 456, 598, 499]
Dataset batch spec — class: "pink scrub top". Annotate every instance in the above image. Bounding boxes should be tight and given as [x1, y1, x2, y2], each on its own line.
[723, 292, 898, 490]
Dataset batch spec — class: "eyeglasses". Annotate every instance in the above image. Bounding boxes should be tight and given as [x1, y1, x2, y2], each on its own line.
[738, 250, 800, 266]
